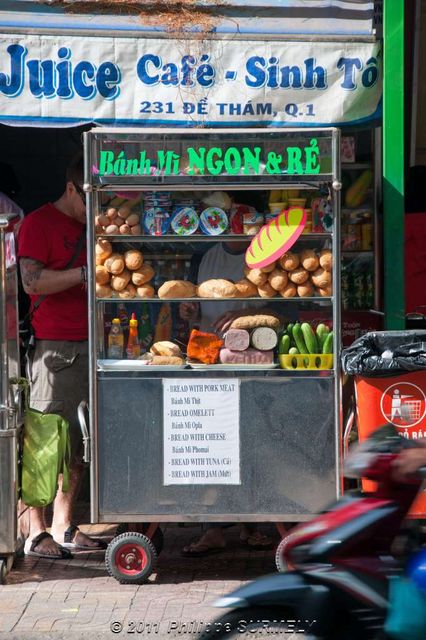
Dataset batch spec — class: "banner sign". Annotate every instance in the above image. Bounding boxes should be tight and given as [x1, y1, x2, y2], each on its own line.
[0, 35, 381, 127]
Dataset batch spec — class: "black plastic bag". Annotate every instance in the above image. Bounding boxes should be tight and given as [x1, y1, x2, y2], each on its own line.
[341, 331, 426, 377]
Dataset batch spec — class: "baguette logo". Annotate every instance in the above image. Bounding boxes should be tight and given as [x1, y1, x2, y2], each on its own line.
[245, 206, 307, 269]
[380, 382, 426, 429]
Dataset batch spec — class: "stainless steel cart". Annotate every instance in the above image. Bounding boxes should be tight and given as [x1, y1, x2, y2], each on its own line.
[0, 213, 23, 583]
[83, 127, 341, 583]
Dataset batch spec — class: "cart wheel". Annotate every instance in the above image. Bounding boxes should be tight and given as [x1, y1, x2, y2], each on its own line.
[275, 537, 295, 573]
[114, 524, 164, 555]
[0, 559, 7, 585]
[106, 532, 157, 584]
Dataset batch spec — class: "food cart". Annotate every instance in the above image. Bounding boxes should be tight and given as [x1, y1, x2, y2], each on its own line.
[83, 126, 342, 583]
[0, 213, 23, 583]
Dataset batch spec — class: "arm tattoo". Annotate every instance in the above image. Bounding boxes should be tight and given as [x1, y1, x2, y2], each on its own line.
[20, 257, 44, 293]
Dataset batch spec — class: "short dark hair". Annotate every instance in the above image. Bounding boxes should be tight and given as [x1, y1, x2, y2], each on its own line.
[66, 152, 84, 186]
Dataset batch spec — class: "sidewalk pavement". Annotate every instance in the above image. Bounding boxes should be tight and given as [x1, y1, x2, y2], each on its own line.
[0, 518, 282, 640]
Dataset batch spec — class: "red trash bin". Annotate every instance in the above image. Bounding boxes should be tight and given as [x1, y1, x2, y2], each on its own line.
[355, 371, 426, 517]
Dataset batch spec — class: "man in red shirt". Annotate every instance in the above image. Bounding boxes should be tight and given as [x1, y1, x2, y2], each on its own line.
[18, 155, 105, 558]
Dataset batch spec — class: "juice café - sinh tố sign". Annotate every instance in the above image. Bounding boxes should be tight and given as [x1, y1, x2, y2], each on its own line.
[0, 35, 381, 127]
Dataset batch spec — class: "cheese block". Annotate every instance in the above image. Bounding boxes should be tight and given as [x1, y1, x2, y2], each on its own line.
[219, 348, 274, 364]
[224, 329, 250, 351]
[250, 327, 278, 351]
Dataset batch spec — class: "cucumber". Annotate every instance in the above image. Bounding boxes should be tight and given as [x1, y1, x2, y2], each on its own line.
[292, 323, 308, 354]
[278, 334, 291, 354]
[289, 347, 299, 355]
[316, 323, 330, 349]
[322, 331, 333, 354]
[301, 322, 319, 354]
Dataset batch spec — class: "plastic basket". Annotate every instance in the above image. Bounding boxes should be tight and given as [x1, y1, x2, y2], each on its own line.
[279, 354, 334, 370]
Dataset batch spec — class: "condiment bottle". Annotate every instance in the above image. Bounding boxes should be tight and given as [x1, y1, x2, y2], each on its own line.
[126, 313, 141, 359]
[107, 318, 124, 359]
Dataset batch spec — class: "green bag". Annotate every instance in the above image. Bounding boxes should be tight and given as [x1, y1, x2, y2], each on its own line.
[13, 378, 71, 508]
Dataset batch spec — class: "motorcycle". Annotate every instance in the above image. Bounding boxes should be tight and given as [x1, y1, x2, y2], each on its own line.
[199, 425, 426, 639]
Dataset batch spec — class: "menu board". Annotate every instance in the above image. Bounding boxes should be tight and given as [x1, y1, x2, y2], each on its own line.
[163, 379, 240, 485]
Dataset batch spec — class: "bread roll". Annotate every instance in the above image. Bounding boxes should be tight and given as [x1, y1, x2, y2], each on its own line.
[244, 267, 268, 286]
[311, 267, 332, 288]
[104, 253, 125, 275]
[131, 264, 155, 286]
[115, 216, 127, 229]
[230, 314, 281, 330]
[95, 265, 110, 286]
[136, 284, 155, 298]
[319, 249, 333, 272]
[106, 207, 118, 219]
[124, 249, 144, 271]
[111, 269, 131, 292]
[130, 224, 142, 235]
[118, 205, 131, 220]
[280, 282, 297, 298]
[159, 280, 197, 299]
[98, 214, 110, 227]
[235, 278, 258, 298]
[289, 267, 309, 284]
[150, 341, 182, 357]
[317, 285, 333, 297]
[126, 213, 140, 227]
[95, 239, 112, 264]
[118, 283, 137, 299]
[268, 268, 288, 291]
[260, 261, 276, 273]
[119, 224, 131, 235]
[301, 249, 319, 272]
[197, 279, 239, 299]
[279, 251, 299, 271]
[297, 281, 314, 297]
[105, 225, 119, 235]
[257, 281, 277, 298]
[151, 355, 185, 366]
[96, 283, 112, 298]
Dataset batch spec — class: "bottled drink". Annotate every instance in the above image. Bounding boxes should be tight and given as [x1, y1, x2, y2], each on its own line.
[126, 313, 141, 359]
[107, 318, 124, 359]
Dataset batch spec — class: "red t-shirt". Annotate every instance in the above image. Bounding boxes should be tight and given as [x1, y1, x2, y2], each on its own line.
[18, 203, 87, 341]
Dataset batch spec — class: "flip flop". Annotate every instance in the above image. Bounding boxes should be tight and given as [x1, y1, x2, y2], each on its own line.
[24, 531, 72, 560]
[54, 524, 107, 551]
[240, 533, 273, 551]
[181, 542, 226, 558]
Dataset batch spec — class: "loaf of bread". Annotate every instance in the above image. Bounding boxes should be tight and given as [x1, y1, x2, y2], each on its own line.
[96, 283, 112, 298]
[224, 329, 250, 352]
[257, 281, 277, 298]
[230, 314, 281, 330]
[95, 239, 112, 265]
[124, 249, 143, 271]
[111, 269, 131, 292]
[150, 341, 182, 358]
[151, 355, 185, 366]
[250, 327, 278, 351]
[279, 282, 297, 298]
[235, 278, 258, 298]
[311, 267, 332, 288]
[244, 267, 268, 286]
[268, 269, 288, 291]
[300, 249, 319, 272]
[260, 261, 277, 273]
[197, 279, 239, 299]
[104, 253, 125, 275]
[219, 348, 274, 364]
[279, 251, 299, 271]
[317, 285, 333, 297]
[158, 280, 197, 299]
[95, 265, 110, 285]
[136, 284, 155, 298]
[132, 264, 155, 286]
[118, 283, 137, 299]
[319, 249, 333, 272]
[297, 281, 314, 297]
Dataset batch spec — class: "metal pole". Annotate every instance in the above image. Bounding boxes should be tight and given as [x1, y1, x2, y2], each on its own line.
[383, 0, 405, 329]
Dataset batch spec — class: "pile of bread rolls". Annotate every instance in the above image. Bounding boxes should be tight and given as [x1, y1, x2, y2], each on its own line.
[95, 205, 141, 236]
[244, 248, 333, 298]
[95, 239, 155, 299]
[140, 341, 185, 365]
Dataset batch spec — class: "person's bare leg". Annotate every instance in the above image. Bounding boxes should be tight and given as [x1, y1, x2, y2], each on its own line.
[50, 462, 100, 548]
[25, 506, 64, 555]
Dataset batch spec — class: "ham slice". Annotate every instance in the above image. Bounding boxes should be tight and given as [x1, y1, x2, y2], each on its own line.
[224, 329, 250, 351]
[219, 348, 274, 364]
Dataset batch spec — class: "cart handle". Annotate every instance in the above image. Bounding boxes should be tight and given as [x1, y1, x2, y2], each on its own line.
[77, 400, 90, 464]
[343, 403, 356, 459]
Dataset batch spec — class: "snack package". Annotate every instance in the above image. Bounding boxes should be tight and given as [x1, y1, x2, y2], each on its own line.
[199, 207, 228, 235]
[171, 206, 199, 235]
[143, 208, 171, 236]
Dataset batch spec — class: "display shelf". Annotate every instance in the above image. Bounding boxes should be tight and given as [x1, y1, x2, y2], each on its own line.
[342, 163, 372, 170]
[96, 296, 333, 303]
[97, 233, 332, 243]
[97, 366, 335, 378]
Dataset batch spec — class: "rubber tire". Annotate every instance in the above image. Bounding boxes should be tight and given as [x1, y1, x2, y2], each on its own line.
[197, 607, 319, 639]
[275, 536, 294, 572]
[105, 532, 157, 584]
[115, 523, 164, 555]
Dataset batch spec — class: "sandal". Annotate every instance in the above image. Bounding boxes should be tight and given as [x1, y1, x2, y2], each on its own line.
[54, 524, 107, 551]
[241, 532, 273, 551]
[24, 532, 72, 559]
[181, 541, 226, 558]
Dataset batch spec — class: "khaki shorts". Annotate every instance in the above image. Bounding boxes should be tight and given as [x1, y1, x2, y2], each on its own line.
[27, 339, 89, 462]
